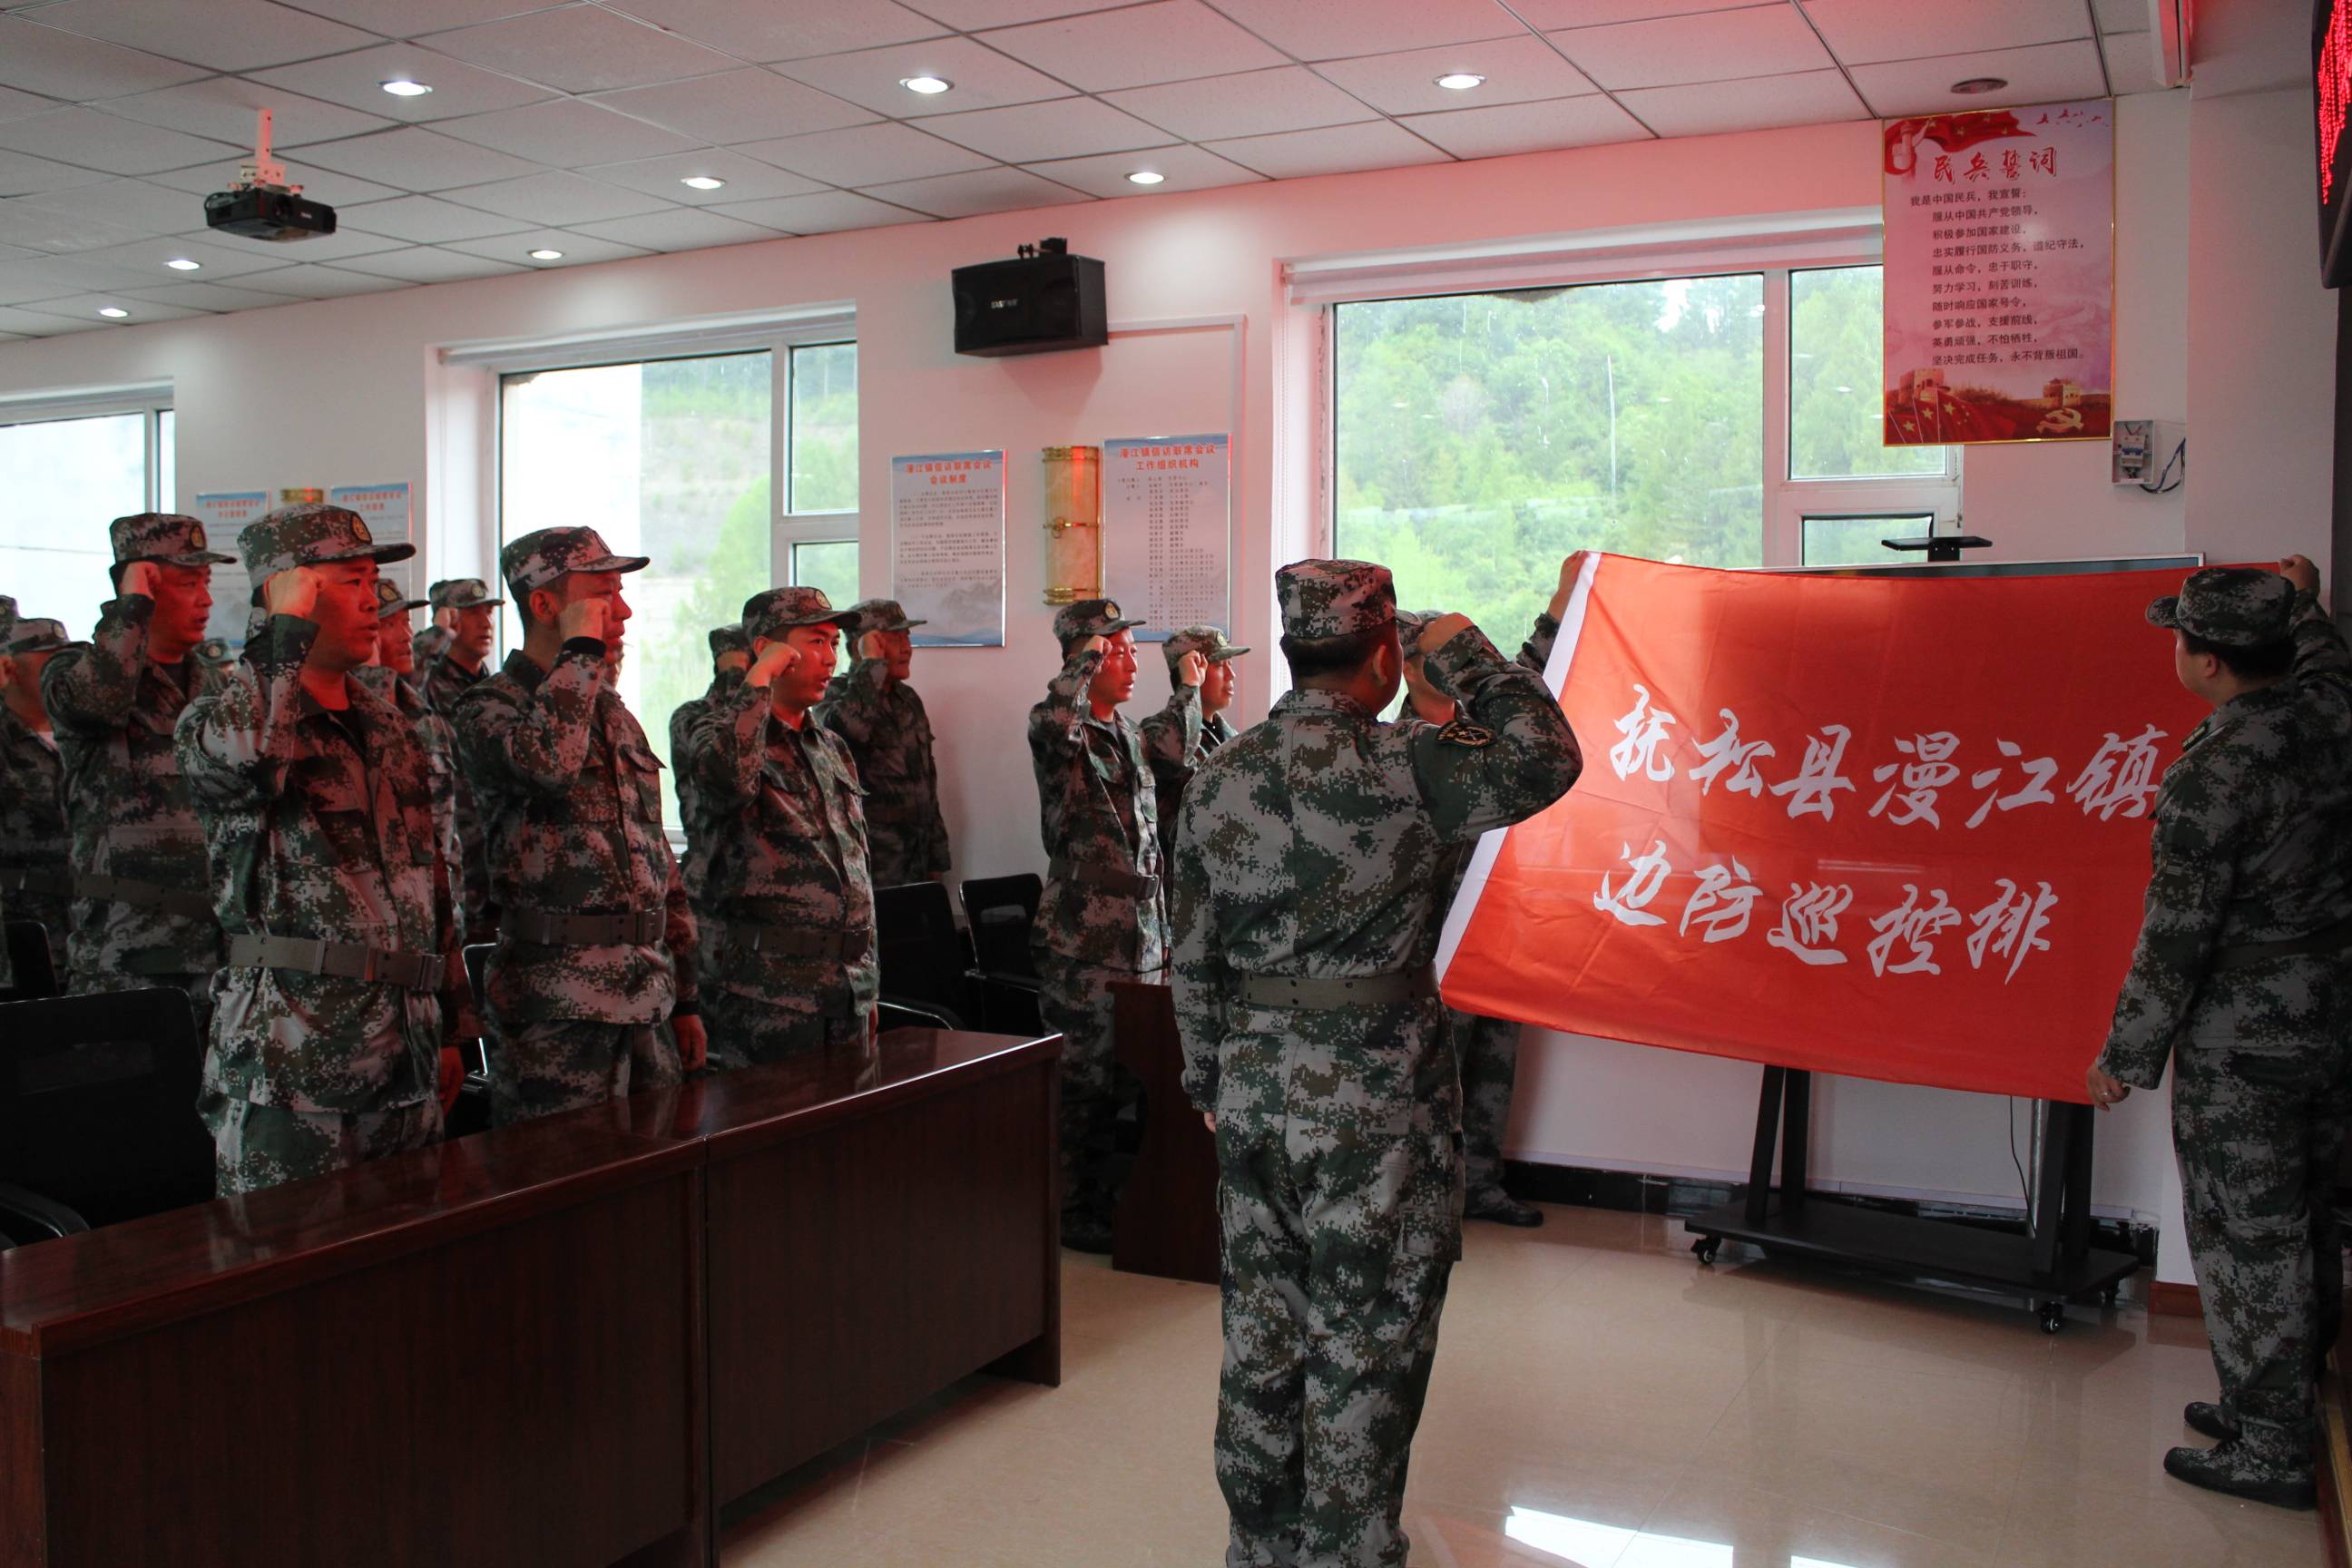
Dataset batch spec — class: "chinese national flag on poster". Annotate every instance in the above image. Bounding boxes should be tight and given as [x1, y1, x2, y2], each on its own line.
[1437, 555, 2207, 1103]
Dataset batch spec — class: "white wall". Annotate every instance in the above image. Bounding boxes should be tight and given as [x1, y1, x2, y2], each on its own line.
[0, 84, 2325, 1269]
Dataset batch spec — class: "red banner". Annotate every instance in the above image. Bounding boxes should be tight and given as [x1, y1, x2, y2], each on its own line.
[1438, 555, 2208, 1103]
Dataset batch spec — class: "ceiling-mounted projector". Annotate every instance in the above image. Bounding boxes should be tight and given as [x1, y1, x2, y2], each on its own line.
[204, 108, 336, 241]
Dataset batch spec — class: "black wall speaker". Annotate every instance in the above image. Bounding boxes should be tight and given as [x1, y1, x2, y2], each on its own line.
[952, 243, 1107, 357]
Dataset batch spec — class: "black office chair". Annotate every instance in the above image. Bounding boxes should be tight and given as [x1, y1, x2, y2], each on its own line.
[878, 998, 962, 1033]
[446, 942, 496, 1139]
[1, 918, 59, 1003]
[0, 1181, 90, 1250]
[874, 880, 974, 1028]
[0, 987, 214, 1230]
[957, 873, 1044, 1035]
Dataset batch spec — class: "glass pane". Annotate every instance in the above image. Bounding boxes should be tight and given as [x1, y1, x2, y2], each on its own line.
[156, 408, 174, 509]
[789, 342, 858, 514]
[1800, 514, 1935, 567]
[792, 539, 858, 608]
[1790, 267, 1947, 479]
[0, 413, 147, 629]
[500, 351, 771, 829]
[1335, 277, 1764, 641]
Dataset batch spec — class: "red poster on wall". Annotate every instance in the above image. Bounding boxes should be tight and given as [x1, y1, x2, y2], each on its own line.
[1437, 554, 2207, 1103]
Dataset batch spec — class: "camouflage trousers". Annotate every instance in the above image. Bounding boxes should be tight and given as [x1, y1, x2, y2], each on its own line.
[2173, 1033, 2352, 1473]
[1036, 952, 1142, 1228]
[704, 982, 874, 1069]
[200, 1091, 442, 1197]
[1215, 1120, 1462, 1568]
[486, 1015, 682, 1126]
[1446, 1008, 1521, 1198]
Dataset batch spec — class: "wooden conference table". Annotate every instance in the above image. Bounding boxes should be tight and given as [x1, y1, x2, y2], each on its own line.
[0, 1027, 1060, 1568]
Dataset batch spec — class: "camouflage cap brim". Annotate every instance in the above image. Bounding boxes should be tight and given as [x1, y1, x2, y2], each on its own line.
[145, 546, 238, 567]
[567, 550, 649, 576]
[376, 595, 429, 618]
[2144, 594, 2181, 631]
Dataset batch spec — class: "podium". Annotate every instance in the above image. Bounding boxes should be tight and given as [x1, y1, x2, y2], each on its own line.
[1110, 979, 1219, 1285]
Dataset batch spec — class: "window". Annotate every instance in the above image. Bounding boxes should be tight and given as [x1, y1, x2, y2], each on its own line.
[778, 340, 858, 619]
[0, 399, 173, 627]
[1330, 264, 1955, 628]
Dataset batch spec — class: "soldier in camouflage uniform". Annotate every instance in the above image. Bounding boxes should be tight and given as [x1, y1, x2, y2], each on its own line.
[452, 528, 704, 1124]
[1031, 599, 1204, 1253]
[176, 505, 475, 1194]
[356, 578, 465, 907]
[423, 576, 501, 941]
[1173, 559, 1583, 1568]
[43, 514, 232, 1020]
[0, 617, 83, 979]
[685, 587, 877, 1066]
[2090, 557, 2352, 1510]
[670, 622, 750, 967]
[818, 598, 952, 888]
[1140, 625, 1245, 877]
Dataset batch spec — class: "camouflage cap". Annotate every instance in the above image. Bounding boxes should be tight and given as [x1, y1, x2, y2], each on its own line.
[2146, 567, 2298, 649]
[194, 637, 233, 666]
[1162, 624, 1249, 669]
[112, 512, 234, 569]
[499, 526, 649, 596]
[0, 617, 82, 656]
[1276, 558, 1395, 642]
[1052, 597, 1142, 646]
[1392, 607, 1443, 659]
[428, 576, 504, 611]
[742, 585, 856, 642]
[708, 622, 750, 658]
[844, 597, 928, 634]
[372, 577, 428, 620]
[239, 502, 415, 583]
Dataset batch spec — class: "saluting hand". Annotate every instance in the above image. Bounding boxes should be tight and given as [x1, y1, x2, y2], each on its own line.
[1421, 612, 1475, 652]
[1080, 634, 1109, 658]
[263, 564, 323, 621]
[120, 560, 163, 602]
[1177, 651, 1209, 689]
[556, 594, 610, 645]
[2281, 554, 2321, 596]
[746, 639, 799, 690]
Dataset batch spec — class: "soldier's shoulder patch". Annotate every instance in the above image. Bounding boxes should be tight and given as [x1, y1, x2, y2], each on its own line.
[1436, 719, 1494, 749]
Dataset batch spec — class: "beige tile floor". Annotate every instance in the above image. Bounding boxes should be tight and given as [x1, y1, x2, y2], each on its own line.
[720, 1204, 2324, 1568]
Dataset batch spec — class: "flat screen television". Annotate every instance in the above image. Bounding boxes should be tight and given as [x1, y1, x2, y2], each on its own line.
[2319, 0, 2352, 285]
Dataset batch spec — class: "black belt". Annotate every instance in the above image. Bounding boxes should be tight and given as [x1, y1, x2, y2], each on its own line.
[1238, 967, 1437, 1009]
[505, 906, 663, 946]
[75, 871, 213, 919]
[0, 866, 72, 897]
[1047, 857, 1157, 899]
[227, 932, 442, 991]
[723, 918, 874, 964]
[2210, 915, 2352, 974]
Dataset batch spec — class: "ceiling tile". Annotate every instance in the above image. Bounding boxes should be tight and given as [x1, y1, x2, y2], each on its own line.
[0, 149, 115, 199]
[1847, 40, 2109, 117]
[441, 226, 653, 264]
[706, 189, 929, 234]
[183, 222, 412, 263]
[977, 2, 1288, 93]
[1200, 119, 1451, 180]
[0, 109, 241, 178]
[856, 166, 1089, 219]
[2091, 0, 2147, 33]
[24, 0, 384, 72]
[338, 192, 540, 241]
[1549, 6, 1836, 90]
[335, 244, 533, 281]
[437, 169, 671, 224]
[1618, 67, 1870, 138]
[425, 5, 741, 93]
[18, 293, 212, 328]
[895, 0, 1133, 24]
[1799, 0, 2092, 67]
[231, 262, 410, 297]
[1396, 93, 1650, 159]
[921, 98, 1172, 163]
[282, 0, 571, 34]
[0, 15, 211, 100]
[599, 0, 946, 62]
[249, 44, 562, 123]
[0, 304, 112, 335]
[1020, 142, 1265, 198]
[434, 97, 696, 164]
[0, 85, 59, 122]
[1202, 0, 1524, 62]
[99, 79, 395, 151]
[1512, 0, 1779, 27]
[584, 148, 828, 203]
[1313, 35, 1601, 115]
[564, 206, 782, 250]
[777, 36, 1078, 119]
[1102, 66, 1373, 141]
[120, 279, 308, 310]
[729, 121, 994, 186]
[0, 255, 143, 303]
[70, 231, 314, 279]
[0, 201, 150, 253]
[296, 126, 549, 191]
[14, 177, 197, 234]
[592, 68, 877, 143]
[147, 158, 406, 207]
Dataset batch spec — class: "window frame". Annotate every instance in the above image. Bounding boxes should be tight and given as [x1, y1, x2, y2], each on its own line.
[0, 389, 175, 512]
[773, 338, 858, 589]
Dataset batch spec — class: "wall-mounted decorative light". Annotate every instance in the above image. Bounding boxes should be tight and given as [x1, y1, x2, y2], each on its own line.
[1041, 445, 1102, 606]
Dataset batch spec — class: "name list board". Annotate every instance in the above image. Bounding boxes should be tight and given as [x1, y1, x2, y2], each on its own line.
[890, 450, 1005, 647]
[1103, 434, 1230, 642]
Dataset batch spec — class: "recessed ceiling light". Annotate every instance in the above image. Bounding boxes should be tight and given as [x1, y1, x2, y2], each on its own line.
[1435, 72, 1485, 91]
[1951, 76, 2007, 95]
[900, 74, 952, 94]
[164, 257, 201, 270]
[528, 248, 564, 260]
[379, 78, 433, 97]
[681, 174, 726, 191]
[97, 307, 129, 318]
[1126, 170, 1166, 185]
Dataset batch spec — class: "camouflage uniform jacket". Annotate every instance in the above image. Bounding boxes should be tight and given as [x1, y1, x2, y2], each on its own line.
[1137, 684, 1210, 877]
[354, 665, 463, 898]
[668, 682, 723, 910]
[1171, 626, 1584, 1118]
[0, 706, 70, 965]
[421, 651, 494, 931]
[2097, 593, 2352, 1088]
[1028, 645, 1166, 971]
[177, 615, 478, 1112]
[684, 681, 878, 1007]
[41, 593, 227, 982]
[818, 658, 952, 884]
[453, 642, 697, 1026]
